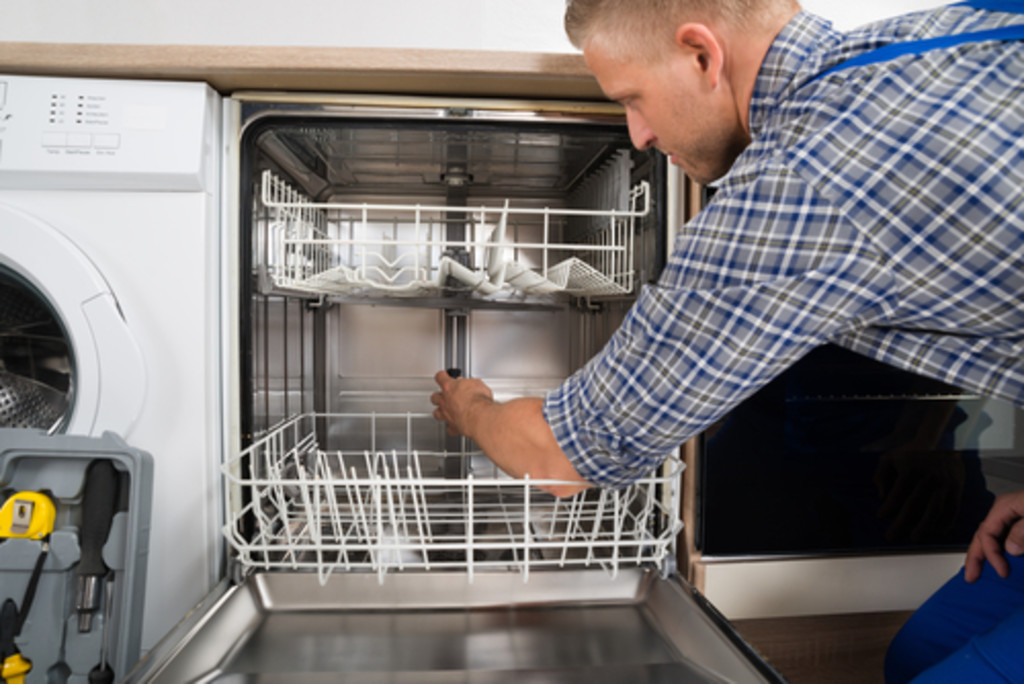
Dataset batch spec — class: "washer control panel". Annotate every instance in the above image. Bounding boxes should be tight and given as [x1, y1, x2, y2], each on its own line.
[0, 74, 217, 191]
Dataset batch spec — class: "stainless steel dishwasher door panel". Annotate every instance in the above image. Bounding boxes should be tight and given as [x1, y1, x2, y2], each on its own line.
[225, 605, 682, 676]
[126, 571, 784, 683]
[209, 663, 724, 683]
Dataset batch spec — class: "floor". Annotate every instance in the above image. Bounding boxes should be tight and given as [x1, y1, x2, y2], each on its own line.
[733, 611, 913, 684]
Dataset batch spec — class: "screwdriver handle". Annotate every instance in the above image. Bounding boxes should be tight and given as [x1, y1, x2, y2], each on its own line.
[1, 600, 30, 684]
[1, 653, 30, 684]
[78, 460, 118, 578]
[0, 599, 18, 656]
[87, 664, 114, 684]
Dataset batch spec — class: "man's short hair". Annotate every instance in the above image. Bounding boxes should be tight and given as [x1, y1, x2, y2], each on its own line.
[564, 0, 792, 60]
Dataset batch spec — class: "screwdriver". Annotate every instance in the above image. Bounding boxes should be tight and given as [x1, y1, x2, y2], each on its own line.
[1, 600, 30, 684]
[87, 577, 115, 684]
[76, 460, 119, 633]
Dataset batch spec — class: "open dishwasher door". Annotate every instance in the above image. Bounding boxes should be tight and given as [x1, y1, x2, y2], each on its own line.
[125, 569, 784, 683]
[125, 414, 783, 684]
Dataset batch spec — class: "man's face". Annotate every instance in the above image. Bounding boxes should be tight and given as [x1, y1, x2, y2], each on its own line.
[584, 37, 749, 186]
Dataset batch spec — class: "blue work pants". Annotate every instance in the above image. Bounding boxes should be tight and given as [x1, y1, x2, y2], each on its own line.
[886, 554, 1024, 682]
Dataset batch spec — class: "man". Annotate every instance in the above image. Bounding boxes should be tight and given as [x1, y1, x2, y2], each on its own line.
[431, 0, 1024, 679]
[431, 0, 809, 496]
[432, 0, 1023, 495]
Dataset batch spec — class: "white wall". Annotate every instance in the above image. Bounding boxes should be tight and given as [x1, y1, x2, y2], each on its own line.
[0, 0, 571, 50]
[802, 0, 953, 30]
[0, 0, 953, 51]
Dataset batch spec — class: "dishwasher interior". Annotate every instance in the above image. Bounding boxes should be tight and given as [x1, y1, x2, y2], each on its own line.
[236, 107, 676, 580]
[127, 98, 784, 683]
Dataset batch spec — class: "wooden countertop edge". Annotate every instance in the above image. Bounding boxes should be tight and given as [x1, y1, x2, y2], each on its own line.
[0, 42, 606, 98]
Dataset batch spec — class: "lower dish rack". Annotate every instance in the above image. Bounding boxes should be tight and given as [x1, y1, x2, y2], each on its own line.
[223, 412, 684, 584]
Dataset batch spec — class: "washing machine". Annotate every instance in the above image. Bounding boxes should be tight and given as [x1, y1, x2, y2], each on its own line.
[0, 74, 224, 653]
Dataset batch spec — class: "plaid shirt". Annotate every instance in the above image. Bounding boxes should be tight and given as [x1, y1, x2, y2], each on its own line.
[544, 6, 1024, 487]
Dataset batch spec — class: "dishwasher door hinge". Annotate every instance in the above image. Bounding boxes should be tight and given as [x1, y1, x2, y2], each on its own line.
[228, 558, 252, 587]
[659, 554, 678, 580]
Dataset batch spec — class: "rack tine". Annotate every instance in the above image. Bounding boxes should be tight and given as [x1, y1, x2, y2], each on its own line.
[558, 490, 583, 568]
[391, 450, 413, 554]
[523, 475, 531, 583]
[467, 474, 475, 584]
[408, 451, 431, 570]
[349, 462, 376, 573]
[329, 453, 353, 574]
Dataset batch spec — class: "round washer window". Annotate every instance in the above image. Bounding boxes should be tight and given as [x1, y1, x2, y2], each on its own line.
[0, 267, 74, 432]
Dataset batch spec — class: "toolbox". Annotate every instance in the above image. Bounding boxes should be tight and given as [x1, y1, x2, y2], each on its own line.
[0, 429, 153, 684]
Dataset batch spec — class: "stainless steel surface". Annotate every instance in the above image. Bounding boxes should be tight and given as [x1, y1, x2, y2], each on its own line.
[0, 369, 67, 431]
[0, 269, 71, 431]
[127, 571, 781, 684]
[248, 108, 634, 203]
[76, 574, 101, 632]
[204, 666, 728, 683]
[471, 309, 571, 384]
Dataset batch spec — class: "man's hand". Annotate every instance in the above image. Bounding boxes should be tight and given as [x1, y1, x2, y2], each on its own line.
[430, 370, 493, 439]
[964, 489, 1024, 583]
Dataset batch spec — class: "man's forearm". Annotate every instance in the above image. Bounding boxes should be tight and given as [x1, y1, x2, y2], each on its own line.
[431, 371, 590, 497]
[465, 396, 590, 497]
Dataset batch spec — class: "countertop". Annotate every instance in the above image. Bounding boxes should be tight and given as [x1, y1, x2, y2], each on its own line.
[0, 43, 606, 100]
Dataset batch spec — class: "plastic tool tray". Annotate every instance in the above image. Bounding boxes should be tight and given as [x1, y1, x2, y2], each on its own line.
[0, 430, 152, 684]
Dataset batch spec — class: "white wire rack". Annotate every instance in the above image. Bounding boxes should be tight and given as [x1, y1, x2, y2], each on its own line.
[223, 412, 684, 585]
[256, 170, 651, 299]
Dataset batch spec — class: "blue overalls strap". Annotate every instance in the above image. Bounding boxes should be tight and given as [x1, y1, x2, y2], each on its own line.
[955, 1, 1024, 11]
[810, 0, 1024, 83]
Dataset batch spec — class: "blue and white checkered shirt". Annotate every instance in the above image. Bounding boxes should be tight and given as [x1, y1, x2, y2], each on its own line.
[544, 5, 1024, 487]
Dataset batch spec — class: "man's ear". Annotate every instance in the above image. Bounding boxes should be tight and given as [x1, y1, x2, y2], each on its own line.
[673, 23, 725, 89]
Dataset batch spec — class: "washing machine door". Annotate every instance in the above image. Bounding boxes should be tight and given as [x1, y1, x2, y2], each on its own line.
[0, 201, 145, 437]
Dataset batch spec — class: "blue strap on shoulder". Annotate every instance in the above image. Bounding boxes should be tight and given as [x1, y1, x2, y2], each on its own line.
[810, 1, 1024, 83]
[955, 1, 1024, 11]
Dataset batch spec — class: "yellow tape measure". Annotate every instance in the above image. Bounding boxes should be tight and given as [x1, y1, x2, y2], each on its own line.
[0, 492, 56, 540]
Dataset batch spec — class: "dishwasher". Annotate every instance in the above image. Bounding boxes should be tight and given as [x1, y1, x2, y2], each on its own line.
[126, 92, 786, 684]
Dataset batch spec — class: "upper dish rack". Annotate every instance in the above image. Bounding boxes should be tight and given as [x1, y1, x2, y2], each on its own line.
[255, 169, 651, 299]
[223, 412, 683, 585]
